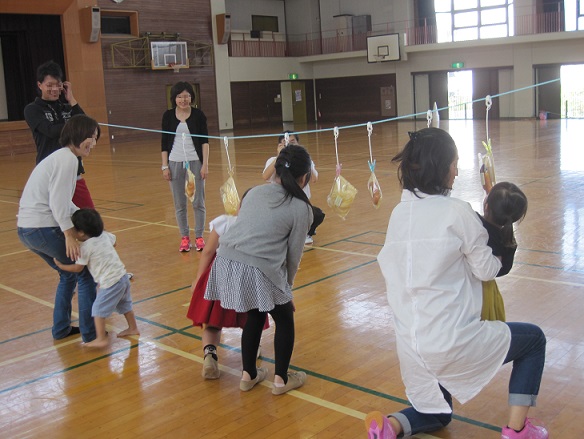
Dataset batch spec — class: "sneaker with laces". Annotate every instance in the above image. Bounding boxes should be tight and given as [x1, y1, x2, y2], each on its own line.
[202, 354, 220, 380]
[305, 235, 313, 245]
[272, 371, 306, 395]
[501, 419, 548, 439]
[179, 236, 191, 252]
[240, 367, 268, 391]
[195, 237, 205, 252]
[365, 412, 397, 439]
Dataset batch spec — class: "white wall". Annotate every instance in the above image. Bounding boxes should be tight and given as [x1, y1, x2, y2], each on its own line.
[281, 81, 293, 121]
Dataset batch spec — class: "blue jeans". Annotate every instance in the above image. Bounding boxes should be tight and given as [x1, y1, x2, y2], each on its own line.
[18, 227, 97, 342]
[392, 322, 546, 437]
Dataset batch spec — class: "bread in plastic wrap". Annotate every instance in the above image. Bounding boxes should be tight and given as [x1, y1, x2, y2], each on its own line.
[185, 168, 196, 202]
[367, 172, 382, 208]
[327, 174, 357, 219]
[220, 175, 240, 216]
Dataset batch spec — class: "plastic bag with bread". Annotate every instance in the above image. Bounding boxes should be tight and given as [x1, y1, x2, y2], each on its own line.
[327, 165, 357, 219]
[220, 172, 240, 216]
[367, 172, 382, 208]
[185, 167, 196, 202]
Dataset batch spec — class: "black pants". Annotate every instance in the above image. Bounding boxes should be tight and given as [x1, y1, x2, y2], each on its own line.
[242, 302, 295, 382]
[308, 205, 325, 236]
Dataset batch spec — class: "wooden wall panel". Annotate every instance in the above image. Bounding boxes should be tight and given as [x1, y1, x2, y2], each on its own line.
[316, 74, 396, 124]
[230, 81, 283, 130]
[96, 0, 218, 143]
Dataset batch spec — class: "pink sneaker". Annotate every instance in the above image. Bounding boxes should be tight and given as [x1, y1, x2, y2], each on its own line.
[195, 237, 205, 252]
[179, 236, 191, 252]
[501, 419, 548, 439]
[365, 411, 396, 439]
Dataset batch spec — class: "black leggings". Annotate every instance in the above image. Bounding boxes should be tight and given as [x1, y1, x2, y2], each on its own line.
[242, 301, 295, 382]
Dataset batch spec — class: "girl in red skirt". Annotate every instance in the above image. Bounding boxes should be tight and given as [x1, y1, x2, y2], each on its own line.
[187, 191, 267, 379]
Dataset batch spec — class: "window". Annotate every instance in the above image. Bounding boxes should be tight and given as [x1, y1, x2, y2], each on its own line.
[100, 10, 139, 37]
[251, 15, 279, 33]
[435, 0, 514, 42]
[565, 0, 584, 30]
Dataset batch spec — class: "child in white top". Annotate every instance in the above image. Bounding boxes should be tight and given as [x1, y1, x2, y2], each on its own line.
[262, 131, 325, 245]
[54, 208, 139, 348]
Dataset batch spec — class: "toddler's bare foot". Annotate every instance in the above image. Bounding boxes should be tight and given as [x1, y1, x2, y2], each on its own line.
[82, 337, 109, 348]
[117, 327, 140, 337]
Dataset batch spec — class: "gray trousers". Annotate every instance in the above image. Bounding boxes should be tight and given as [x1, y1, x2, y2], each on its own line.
[168, 160, 206, 238]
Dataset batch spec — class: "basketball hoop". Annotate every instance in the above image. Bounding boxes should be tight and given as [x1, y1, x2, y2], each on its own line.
[168, 62, 180, 73]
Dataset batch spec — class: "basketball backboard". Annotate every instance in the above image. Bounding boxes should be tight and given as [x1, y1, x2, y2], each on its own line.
[367, 33, 400, 63]
[150, 41, 189, 69]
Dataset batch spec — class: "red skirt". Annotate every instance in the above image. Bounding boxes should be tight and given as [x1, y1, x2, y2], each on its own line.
[186, 256, 269, 330]
[73, 178, 95, 209]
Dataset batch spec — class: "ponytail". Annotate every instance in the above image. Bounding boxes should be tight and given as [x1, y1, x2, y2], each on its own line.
[486, 182, 528, 247]
[274, 144, 312, 206]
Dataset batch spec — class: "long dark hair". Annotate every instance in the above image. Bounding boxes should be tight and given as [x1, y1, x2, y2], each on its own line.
[486, 182, 528, 246]
[392, 128, 458, 196]
[274, 144, 312, 206]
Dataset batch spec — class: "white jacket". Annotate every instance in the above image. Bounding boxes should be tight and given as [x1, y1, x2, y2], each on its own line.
[377, 190, 510, 413]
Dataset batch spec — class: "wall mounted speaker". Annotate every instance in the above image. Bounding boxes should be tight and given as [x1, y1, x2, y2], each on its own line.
[80, 6, 101, 43]
[216, 13, 231, 45]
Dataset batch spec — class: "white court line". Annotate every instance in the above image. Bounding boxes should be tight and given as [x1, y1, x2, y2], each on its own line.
[508, 274, 584, 288]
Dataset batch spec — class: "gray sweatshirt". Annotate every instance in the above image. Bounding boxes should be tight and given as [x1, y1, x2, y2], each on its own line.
[217, 183, 313, 292]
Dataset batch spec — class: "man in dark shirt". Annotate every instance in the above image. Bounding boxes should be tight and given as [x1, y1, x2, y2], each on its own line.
[24, 60, 94, 208]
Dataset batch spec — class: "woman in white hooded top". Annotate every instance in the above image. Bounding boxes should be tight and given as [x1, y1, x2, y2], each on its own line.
[367, 128, 547, 439]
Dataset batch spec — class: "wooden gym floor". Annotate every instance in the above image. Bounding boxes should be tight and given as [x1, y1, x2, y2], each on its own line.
[0, 119, 583, 438]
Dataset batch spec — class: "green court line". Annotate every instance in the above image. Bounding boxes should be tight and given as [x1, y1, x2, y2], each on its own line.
[0, 343, 139, 394]
[0, 315, 501, 432]
[0, 231, 561, 433]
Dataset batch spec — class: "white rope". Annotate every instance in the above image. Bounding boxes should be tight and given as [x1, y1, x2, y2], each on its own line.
[485, 95, 492, 142]
[223, 136, 233, 172]
[367, 122, 376, 172]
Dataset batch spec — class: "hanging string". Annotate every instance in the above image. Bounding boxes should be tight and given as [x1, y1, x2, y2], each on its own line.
[333, 126, 341, 176]
[426, 109, 433, 128]
[284, 131, 290, 146]
[181, 132, 190, 171]
[485, 95, 492, 143]
[223, 136, 234, 173]
[367, 122, 376, 172]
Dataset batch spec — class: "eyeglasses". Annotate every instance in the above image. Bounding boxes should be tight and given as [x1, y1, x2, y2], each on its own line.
[42, 82, 63, 90]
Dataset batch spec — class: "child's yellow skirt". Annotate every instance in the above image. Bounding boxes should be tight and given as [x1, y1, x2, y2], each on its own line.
[481, 279, 506, 321]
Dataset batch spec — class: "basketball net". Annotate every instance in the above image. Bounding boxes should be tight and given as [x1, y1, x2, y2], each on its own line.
[168, 63, 180, 73]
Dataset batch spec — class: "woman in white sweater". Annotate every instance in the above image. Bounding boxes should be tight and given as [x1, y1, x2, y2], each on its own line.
[17, 114, 100, 343]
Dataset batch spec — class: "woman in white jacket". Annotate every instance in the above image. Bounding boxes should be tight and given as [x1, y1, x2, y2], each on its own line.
[367, 128, 547, 439]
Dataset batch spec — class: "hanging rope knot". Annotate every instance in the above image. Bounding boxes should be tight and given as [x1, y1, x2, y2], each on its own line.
[426, 110, 433, 127]
[485, 95, 492, 111]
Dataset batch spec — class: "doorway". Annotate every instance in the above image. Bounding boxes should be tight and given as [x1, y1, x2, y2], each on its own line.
[448, 70, 473, 119]
[561, 64, 584, 118]
[291, 82, 307, 125]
